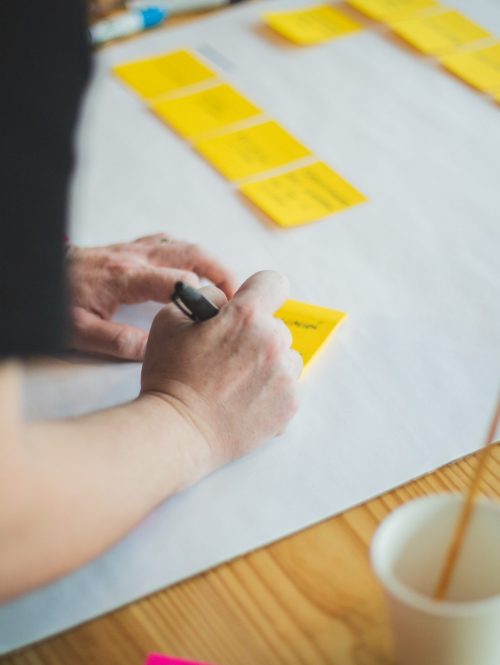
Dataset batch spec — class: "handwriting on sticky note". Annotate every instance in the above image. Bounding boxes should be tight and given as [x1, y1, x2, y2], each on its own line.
[391, 10, 491, 56]
[264, 5, 362, 45]
[145, 654, 217, 665]
[275, 300, 347, 367]
[346, 0, 437, 22]
[441, 43, 500, 92]
[151, 84, 263, 140]
[195, 120, 311, 181]
[113, 50, 217, 101]
[240, 162, 366, 227]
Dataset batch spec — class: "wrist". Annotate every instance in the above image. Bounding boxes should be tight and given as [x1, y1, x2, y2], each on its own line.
[136, 389, 219, 491]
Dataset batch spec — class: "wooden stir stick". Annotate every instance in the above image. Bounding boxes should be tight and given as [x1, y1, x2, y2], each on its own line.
[434, 397, 500, 601]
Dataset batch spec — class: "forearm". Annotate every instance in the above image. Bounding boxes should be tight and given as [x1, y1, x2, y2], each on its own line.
[0, 391, 211, 601]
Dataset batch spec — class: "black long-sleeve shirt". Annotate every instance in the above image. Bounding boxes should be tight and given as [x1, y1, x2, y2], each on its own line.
[0, 0, 90, 357]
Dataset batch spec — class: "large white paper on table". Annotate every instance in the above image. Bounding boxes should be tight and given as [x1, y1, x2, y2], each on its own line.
[1, 0, 500, 653]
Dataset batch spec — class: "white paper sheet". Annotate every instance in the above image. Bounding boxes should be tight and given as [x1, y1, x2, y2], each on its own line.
[2, 0, 500, 652]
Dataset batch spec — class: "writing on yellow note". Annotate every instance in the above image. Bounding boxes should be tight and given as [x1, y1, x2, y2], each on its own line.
[346, 0, 437, 22]
[441, 44, 500, 92]
[275, 300, 347, 367]
[113, 50, 217, 101]
[195, 121, 312, 181]
[240, 162, 366, 228]
[391, 10, 491, 56]
[264, 5, 362, 45]
[151, 84, 263, 140]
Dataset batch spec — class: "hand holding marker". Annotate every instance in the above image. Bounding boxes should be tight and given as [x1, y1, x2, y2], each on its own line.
[90, 0, 247, 46]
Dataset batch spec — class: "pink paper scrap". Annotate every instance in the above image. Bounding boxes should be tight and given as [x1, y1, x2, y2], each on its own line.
[146, 654, 218, 665]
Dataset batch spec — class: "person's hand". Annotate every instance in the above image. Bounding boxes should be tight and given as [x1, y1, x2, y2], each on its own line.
[141, 271, 302, 477]
[66, 233, 237, 360]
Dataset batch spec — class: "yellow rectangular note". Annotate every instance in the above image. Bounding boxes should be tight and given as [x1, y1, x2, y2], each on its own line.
[346, 0, 438, 22]
[275, 300, 347, 367]
[195, 121, 312, 181]
[151, 83, 263, 140]
[441, 43, 500, 92]
[391, 10, 491, 56]
[264, 5, 362, 45]
[240, 162, 366, 227]
[113, 49, 217, 101]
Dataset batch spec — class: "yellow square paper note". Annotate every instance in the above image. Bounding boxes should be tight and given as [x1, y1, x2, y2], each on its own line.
[391, 11, 491, 56]
[196, 121, 311, 181]
[151, 84, 262, 140]
[113, 49, 216, 101]
[275, 300, 347, 367]
[240, 162, 366, 227]
[441, 43, 500, 92]
[264, 5, 362, 45]
[346, 0, 437, 22]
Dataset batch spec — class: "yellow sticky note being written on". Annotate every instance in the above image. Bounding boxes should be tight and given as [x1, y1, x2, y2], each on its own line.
[151, 83, 263, 140]
[391, 10, 491, 56]
[275, 300, 347, 367]
[441, 43, 500, 92]
[195, 120, 312, 181]
[240, 162, 366, 227]
[113, 49, 217, 101]
[346, 0, 437, 22]
[264, 5, 362, 45]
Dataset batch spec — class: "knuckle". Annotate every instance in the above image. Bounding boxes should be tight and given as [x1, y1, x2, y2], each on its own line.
[112, 328, 134, 356]
[231, 300, 257, 327]
[264, 334, 281, 365]
[108, 261, 128, 279]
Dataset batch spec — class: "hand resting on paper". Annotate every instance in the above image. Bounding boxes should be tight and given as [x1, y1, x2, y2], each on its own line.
[66, 233, 237, 360]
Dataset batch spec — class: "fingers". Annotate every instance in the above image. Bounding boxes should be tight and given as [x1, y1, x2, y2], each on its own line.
[272, 317, 293, 350]
[144, 240, 238, 298]
[71, 308, 148, 361]
[230, 271, 289, 316]
[121, 268, 200, 304]
[186, 246, 237, 298]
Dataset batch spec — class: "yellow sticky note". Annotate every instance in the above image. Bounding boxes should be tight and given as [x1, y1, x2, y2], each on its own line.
[391, 11, 491, 56]
[346, 0, 437, 22]
[264, 5, 362, 45]
[493, 89, 500, 104]
[151, 84, 263, 140]
[240, 162, 366, 227]
[441, 43, 500, 92]
[195, 121, 312, 181]
[113, 50, 216, 100]
[275, 300, 347, 367]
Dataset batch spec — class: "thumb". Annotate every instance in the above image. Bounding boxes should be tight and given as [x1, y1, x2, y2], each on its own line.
[71, 307, 148, 361]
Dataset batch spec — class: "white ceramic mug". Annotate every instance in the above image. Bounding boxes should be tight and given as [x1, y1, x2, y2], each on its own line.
[371, 494, 500, 665]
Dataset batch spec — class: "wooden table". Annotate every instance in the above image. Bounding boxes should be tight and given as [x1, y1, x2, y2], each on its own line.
[5, 444, 499, 665]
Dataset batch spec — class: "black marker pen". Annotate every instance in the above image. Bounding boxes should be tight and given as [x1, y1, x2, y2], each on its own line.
[171, 281, 219, 322]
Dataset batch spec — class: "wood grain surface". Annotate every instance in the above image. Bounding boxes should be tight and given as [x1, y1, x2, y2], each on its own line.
[4, 444, 499, 665]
